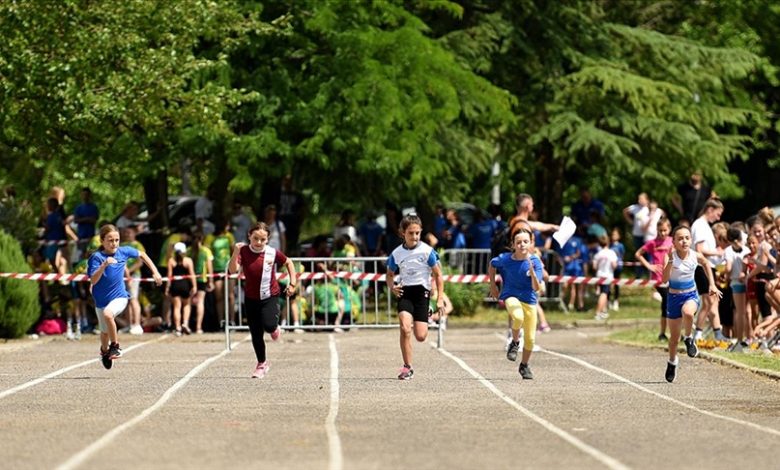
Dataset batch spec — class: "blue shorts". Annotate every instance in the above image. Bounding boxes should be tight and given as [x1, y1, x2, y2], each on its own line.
[667, 290, 700, 320]
[563, 265, 583, 277]
[731, 283, 746, 294]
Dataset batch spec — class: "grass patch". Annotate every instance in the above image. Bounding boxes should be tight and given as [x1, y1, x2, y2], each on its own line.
[607, 325, 780, 374]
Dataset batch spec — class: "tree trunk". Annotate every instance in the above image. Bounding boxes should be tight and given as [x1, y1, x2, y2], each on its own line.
[535, 143, 563, 223]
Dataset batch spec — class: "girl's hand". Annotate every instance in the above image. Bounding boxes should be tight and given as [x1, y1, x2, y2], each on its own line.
[489, 284, 499, 299]
[285, 283, 296, 297]
[207, 282, 215, 292]
[391, 284, 403, 298]
[709, 285, 722, 299]
[649, 265, 661, 274]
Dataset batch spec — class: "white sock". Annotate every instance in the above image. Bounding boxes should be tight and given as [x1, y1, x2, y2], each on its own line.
[669, 357, 679, 366]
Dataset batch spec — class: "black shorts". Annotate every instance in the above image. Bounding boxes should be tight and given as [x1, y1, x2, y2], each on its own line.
[597, 284, 611, 298]
[170, 280, 191, 298]
[397, 285, 430, 323]
[694, 266, 711, 295]
[197, 281, 208, 292]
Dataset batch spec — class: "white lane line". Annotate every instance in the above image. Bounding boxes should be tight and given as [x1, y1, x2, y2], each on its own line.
[0, 335, 169, 401]
[326, 334, 343, 470]
[495, 332, 780, 437]
[55, 335, 250, 470]
[540, 346, 780, 437]
[435, 346, 630, 470]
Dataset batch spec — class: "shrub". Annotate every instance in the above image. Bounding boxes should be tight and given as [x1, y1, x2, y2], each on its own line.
[0, 230, 40, 338]
[445, 281, 486, 317]
[0, 197, 38, 255]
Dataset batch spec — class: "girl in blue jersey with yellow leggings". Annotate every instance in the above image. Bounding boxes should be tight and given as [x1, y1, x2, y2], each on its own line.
[661, 225, 721, 383]
[489, 228, 544, 380]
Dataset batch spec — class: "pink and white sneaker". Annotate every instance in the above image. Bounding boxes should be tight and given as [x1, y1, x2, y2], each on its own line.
[270, 327, 281, 341]
[252, 361, 269, 379]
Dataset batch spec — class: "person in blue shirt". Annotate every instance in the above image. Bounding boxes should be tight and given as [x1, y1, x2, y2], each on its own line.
[89, 224, 162, 369]
[386, 214, 445, 380]
[610, 227, 626, 311]
[489, 228, 544, 380]
[73, 187, 99, 249]
[557, 235, 586, 311]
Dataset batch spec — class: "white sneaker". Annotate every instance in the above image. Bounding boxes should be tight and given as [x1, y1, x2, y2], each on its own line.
[693, 330, 704, 341]
[611, 301, 619, 311]
[129, 324, 144, 335]
[594, 311, 609, 321]
[65, 329, 75, 340]
[652, 291, 662, 302]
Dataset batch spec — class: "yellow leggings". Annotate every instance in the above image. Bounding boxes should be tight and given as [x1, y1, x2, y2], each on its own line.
[505, 297, 537, 351]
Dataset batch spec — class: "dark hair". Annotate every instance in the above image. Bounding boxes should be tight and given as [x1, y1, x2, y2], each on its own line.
[399, 214, 423, 232]
[726, 228, 742, 243]
[248, 222, 269, 238]
[191, 232, 203, 268]
[671, 225, 690, 238]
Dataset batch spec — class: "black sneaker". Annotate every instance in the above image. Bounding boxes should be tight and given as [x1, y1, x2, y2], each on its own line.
[683, 337, 698, 358]
[658, 333, 668, 342]
[665, 361, 677, 383]
[108, 342, 122, 360]
[506, 340, 519, 362]
[100, 349, 113, 370]
[518, 363, 534, 380]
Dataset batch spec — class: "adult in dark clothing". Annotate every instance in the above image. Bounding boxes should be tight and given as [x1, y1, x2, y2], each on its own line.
[672, 171, 713, 226]
[277, 174, 305, 251]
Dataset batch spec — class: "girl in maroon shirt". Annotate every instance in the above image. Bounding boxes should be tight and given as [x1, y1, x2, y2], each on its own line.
[229, 222, 298, 378]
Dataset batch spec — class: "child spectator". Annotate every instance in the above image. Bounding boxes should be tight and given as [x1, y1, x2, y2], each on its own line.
[190, 232, 214, 334]
[592, 234, 618, 321]
[120, 226, 145, 336]
[166, 242, 196, 336]
[557, 234, 586, 312]
[636, 217, 673, 340]
[609, 227, 625, 311]
[725, 227, 750, 351]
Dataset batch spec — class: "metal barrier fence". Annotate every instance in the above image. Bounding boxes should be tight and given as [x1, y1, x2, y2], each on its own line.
[224, 257, 444, 350]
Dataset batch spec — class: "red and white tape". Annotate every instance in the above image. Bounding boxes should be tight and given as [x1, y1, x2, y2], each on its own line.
[0, 271, 664, 286]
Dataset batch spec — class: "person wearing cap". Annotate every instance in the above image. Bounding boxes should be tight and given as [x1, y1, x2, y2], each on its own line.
[166, 241, 196, 336]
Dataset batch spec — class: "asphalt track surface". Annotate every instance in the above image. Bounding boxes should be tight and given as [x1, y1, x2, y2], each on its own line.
[0, 327, 778, 470]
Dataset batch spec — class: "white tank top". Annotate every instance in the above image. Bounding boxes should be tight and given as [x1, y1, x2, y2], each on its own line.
[669, 249, 698, 290]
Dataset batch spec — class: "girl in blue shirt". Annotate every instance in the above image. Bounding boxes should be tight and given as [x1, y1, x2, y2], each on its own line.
[89, 224, 162, 369]
[489, 228, 544, 380]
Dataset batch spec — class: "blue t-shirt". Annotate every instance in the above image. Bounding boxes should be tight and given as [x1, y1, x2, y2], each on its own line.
[358, 220, 384, 253]
[469, 219, 497, 249]
[88, 246, 140, 308]
[611, 242, 625, 268]
[45, 212, 66, 241]
[73, 202, 99, 240]
[558, 236, 585, 271]
[491, 253, 544, 304]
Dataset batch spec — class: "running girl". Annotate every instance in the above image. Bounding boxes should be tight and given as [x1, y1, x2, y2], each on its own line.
[88, 224, 162, 369]
[228, 222, 298, 379]
[488, 228, 544, 380]
[661, 225, 721, 383]
[386, 214, 445, 380]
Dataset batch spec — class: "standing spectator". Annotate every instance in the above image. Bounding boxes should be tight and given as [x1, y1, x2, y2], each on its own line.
[443, 209, 467, 250]
[636, 218, 673, 341]
[230, 201, 253, 244]
[592, 234, 618, 320]
[120, 226, 145, 336]
[571, 187, 605, 233]
[73, 187, 99, 251]
[278, 174, 305, 250]
[195, 185, 216, 236]
[228, 222, 298, 379]
[210, 219, 235, 328]
[609, 227, 625, 311]
[166, 242, 196, 336]
[358, 210, 384, 256]
[382, 203, 403, 254]
[643, 199, 665, 243]
[43, 197, 77, 281]
[263, 204, 286, 252]
[725, 227, 750, 352]
[690, 199, 726, 341]
[468, 209, 498, 249]
[672, 171, 713, 226]
[509, 194, 558, 240]
[333, 209, 359, 246]
[190, 232, 214, 334]
[116, 201, 141, 230]
[623, 192, 649, 252]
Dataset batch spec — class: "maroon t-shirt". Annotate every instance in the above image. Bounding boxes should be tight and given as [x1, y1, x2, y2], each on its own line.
[239, 245, 287, 300]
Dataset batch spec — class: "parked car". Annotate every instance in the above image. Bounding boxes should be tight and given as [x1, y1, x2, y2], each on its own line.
[113, 196, 198, 231]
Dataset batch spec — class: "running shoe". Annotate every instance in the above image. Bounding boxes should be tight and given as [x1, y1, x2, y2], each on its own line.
[252, 361, 269, 379]
[107, 342, 122, 360]
[658, 333, 668, 342]
[398, 366, 414, 380]
[683, 336, 698, 358]
[518, 363, 534, 380]
[665, 360, 677, 383]
[506, 340, 519, 362]
[100, 348, 113, 370]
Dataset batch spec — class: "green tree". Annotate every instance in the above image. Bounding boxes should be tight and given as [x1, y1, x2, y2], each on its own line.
[0, 230, 39, 338]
